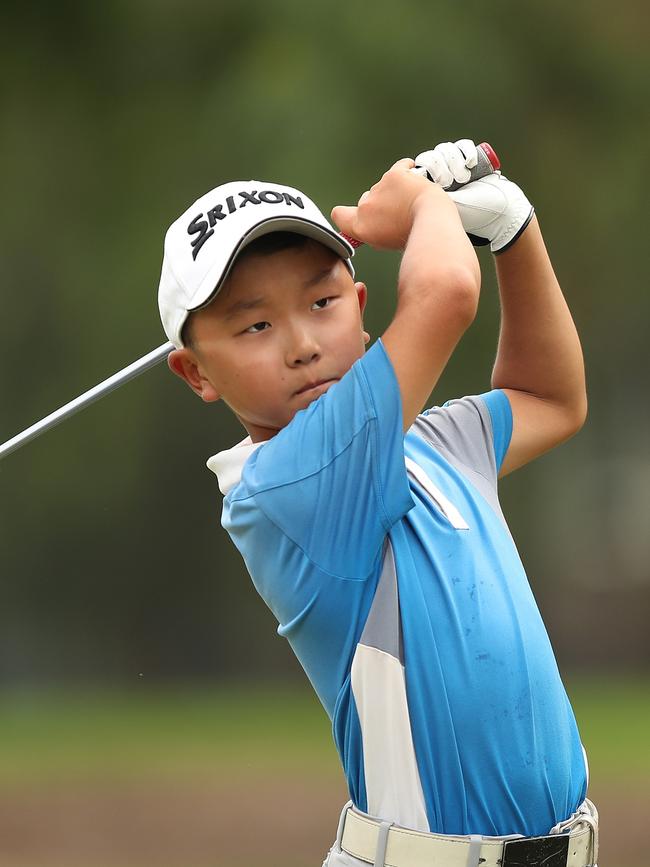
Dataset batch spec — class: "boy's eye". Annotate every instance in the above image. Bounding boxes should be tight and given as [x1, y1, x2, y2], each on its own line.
[244, 321, 270, 334]
[311, 297, 334, 310]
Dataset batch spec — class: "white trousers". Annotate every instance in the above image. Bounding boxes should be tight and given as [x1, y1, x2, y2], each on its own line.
[321, 799, 599, 867]
[323, 848, 368, 867]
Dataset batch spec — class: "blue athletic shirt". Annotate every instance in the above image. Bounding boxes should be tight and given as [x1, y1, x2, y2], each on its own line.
[207, 339, 587, 837]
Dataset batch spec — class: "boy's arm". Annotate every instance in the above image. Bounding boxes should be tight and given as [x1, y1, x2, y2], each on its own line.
[491, 216, 588, 477]
[332, 159, 481, 431]
[414, 140, 587, 477]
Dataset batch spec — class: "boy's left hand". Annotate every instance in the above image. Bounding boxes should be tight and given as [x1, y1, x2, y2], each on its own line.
[331, 158, 442, 251]
[415, 140, 535, 253]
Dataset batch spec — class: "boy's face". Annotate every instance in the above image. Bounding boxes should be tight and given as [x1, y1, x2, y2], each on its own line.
[169, 241, 369, 442]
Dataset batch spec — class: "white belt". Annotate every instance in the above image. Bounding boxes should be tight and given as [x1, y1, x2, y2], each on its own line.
[339, 799, 599, 867]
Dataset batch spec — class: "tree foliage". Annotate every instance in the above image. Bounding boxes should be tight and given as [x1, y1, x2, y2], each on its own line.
[1, 0, 648, 682]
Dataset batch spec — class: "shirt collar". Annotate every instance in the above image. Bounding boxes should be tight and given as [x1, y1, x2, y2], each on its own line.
[206, 435, 266, 495]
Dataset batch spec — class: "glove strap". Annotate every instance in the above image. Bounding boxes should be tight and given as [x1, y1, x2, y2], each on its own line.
[493, 208, 535, 255]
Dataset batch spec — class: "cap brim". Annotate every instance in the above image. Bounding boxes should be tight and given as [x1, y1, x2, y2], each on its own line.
[187, 216, 355, 312]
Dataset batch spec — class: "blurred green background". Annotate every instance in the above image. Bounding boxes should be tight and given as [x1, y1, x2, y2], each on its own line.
[0, 1, 648, 865]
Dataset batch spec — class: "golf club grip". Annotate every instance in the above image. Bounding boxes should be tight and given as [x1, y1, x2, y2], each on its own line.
[341, 141, 499, 249]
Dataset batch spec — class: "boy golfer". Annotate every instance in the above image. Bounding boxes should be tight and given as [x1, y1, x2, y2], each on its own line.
[157, 139, 598, 866]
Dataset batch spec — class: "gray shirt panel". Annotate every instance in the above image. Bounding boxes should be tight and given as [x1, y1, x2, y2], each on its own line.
[410, 396, 509, 530]
[359, 541, 403, 663]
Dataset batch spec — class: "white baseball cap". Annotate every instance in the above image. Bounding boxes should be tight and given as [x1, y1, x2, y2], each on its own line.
[157, 180, 355, 347]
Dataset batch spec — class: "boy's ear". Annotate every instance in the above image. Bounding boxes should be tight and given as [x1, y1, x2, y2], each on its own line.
[167, 349, 220, 403]
[355, 281, 368, 316]
[355, 282, 370, 343]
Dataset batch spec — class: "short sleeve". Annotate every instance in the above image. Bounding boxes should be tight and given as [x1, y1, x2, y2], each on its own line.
[411, 389, 513, 482]
[478, 389, 513, 472]
[228, 339, 413, 579]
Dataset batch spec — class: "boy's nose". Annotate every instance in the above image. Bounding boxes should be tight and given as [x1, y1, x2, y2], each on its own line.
[286, 328, 321, 366]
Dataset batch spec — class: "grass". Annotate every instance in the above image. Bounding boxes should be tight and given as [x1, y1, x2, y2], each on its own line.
[566, 674, 650, 781]
[0, 682, 340, 785]
[0, 675, 647, 786]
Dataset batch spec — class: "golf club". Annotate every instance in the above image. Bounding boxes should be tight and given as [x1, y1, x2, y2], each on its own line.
[0, 143, 499, 462]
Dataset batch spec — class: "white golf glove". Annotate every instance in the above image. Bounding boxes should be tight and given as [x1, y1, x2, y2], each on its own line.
[415, 139, 535, 253]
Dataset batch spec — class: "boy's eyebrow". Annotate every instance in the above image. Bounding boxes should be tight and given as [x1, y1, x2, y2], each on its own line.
[302, 264, 337, 290]
[223, 264, 337, 320]
[223, 296, 266, 320]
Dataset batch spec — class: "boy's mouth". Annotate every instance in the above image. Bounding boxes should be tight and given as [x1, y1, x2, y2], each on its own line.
[294, 378, 338, 396]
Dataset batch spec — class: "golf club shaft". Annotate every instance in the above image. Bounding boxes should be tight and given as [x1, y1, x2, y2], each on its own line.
[0, 342, 174, 460]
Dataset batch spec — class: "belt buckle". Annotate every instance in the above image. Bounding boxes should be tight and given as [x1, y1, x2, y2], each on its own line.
[502, 833, 570, 866]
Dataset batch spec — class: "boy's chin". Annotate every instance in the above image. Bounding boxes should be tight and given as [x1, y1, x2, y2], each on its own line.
[294, 379, 338, 404]
[238, 379, 343, 439]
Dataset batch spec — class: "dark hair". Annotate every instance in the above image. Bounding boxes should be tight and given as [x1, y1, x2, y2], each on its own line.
[181, 232, 327, 348]
[236, 230, 310, 259]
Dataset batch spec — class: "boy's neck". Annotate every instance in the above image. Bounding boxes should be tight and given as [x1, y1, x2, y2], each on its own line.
[239, 416, 279, 444]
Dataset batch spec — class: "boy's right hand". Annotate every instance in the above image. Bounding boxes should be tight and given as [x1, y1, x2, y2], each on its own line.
[331, 158, 442, 251]
[415, 140, 534, 253]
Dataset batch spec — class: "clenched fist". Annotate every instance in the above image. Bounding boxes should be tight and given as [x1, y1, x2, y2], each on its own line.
[331, 158, 444, 251]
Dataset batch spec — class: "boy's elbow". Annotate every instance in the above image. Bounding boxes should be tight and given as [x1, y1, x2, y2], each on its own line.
[573, 393, 588, 432]
[397, 263, 480, 332]
[561, 392, 588, 440]
[447, 265, 481, 326]
[429, 265, 480, 325]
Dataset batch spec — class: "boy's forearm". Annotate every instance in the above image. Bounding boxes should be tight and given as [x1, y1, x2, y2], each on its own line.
[491, 218, 587, 423]
[333, 163, 481, 431]
[382, 184, 481, 431]
[398, 186, 481, 306]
